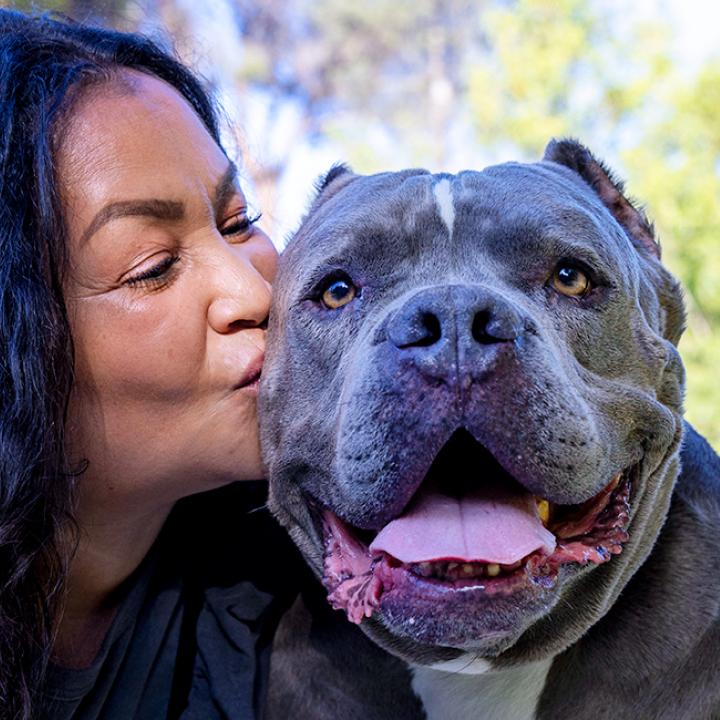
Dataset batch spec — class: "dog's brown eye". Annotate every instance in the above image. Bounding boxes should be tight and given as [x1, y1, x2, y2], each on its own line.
[322, 278, 357, 309]
[552, 265, 590, 297]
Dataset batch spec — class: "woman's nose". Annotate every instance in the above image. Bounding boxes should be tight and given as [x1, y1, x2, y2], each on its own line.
[207, 250, 272, 334]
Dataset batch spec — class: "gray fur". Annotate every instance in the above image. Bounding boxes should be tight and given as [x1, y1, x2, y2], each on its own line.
[259, 140, 720, 718]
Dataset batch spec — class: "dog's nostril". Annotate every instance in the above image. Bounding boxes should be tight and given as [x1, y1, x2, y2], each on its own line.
[472, 310, 494, 344]
[472, 310, 512, 344]
[414, 312, 442, 347]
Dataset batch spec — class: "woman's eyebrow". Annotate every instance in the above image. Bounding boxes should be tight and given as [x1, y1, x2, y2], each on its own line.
[80, 162, 239, 245]
[80, 198, 185, 245]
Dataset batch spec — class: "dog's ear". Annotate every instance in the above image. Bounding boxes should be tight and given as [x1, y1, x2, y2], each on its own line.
[315, 163, 354, 195]
[543, 138, 660, 260]
[308, 163, 358, 214]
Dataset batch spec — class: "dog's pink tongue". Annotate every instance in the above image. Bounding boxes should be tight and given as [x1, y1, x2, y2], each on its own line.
[369, 487, 556, 565]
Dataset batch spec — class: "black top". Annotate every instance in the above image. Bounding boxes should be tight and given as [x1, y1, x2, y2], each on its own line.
[42, 482, 304, 720]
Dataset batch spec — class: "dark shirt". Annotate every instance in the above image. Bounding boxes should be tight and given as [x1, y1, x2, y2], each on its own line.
[42, 482, 303, 720]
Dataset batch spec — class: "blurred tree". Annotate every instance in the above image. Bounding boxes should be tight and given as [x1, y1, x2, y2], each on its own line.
[224, 0, 485, 232]
[468, 0, 601, 155]
[4, 0, 130, 25]
[465, 1, 676, 160]
[232, 0, 477, 163]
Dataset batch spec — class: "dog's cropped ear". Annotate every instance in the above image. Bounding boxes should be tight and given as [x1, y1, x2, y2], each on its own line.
[543, 139, 660, 260]
[315, 163, 354, 195]
[308, 163, 358, 214]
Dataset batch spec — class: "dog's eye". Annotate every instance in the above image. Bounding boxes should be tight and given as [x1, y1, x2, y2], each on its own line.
[552, 264, 591, 298]
[321, 277, 357, 309]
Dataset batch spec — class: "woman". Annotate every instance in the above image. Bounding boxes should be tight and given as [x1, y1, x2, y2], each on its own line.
[0, 10, 301, 719]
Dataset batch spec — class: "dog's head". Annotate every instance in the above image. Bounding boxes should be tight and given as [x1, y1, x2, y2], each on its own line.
[259, 140, 686, 669]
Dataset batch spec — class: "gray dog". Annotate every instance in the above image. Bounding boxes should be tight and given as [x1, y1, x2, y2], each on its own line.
[259, 139, 720, 720]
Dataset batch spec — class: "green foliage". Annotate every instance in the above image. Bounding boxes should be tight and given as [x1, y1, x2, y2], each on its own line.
[1, 0, 135, 27]
[1, 0, 67, 11]
[468, 0, 599, 154]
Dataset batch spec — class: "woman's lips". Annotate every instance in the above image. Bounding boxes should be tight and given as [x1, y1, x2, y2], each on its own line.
[234, 354, 264, 390]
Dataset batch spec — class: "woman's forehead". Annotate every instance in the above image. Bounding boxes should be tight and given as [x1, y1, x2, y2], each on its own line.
[56, 70, 230, 232]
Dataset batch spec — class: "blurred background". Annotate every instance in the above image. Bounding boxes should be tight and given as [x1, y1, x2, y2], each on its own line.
[6, 0, 720, 448]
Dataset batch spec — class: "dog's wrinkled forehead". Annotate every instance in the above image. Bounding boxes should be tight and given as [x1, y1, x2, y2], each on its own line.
[280, 161, 643, 298]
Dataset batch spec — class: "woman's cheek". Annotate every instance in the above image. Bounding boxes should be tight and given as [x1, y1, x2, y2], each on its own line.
[71, 289, 205, 403]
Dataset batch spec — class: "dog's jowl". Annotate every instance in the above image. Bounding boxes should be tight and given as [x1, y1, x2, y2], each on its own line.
[259, 139, 720, 720]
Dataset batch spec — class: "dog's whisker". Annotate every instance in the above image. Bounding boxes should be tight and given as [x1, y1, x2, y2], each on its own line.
[246, 502, 270, 515]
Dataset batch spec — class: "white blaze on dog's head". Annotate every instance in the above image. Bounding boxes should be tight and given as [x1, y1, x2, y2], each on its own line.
[433, 178, 455, 239]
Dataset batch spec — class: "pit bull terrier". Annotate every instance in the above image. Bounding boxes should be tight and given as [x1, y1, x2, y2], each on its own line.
[259, 139, 720, 719]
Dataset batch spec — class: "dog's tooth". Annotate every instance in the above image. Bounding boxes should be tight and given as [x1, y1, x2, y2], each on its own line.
[417, 562, 432, 576]
[486, 563, 501, 577]
[447, 562, 459, 572]
[462, 563, 475, 575]
[536, 499, 551, 525]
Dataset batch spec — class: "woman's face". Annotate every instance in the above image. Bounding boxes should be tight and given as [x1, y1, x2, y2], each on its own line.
[60, 71, 277, 511]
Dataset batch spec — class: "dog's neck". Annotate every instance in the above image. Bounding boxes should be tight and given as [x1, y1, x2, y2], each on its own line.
[411, 657, 553, 720]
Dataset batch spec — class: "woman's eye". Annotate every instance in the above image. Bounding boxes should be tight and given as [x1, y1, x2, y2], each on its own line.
[320, 277, 357, 310]
[125, 255, 179, 287]
[552, 264, 591, 298]
[220, 211, 261, 238]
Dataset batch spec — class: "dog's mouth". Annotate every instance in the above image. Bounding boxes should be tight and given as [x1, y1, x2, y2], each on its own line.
[318, 430, 633, 626]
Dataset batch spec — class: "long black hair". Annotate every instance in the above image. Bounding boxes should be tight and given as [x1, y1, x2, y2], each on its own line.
[0, 11, 221, 718]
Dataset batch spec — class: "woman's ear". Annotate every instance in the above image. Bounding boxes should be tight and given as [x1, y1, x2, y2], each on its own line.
[543, 138, 661, 260]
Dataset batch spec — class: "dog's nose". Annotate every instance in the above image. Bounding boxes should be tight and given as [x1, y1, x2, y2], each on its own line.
[387, 285, 524, 380]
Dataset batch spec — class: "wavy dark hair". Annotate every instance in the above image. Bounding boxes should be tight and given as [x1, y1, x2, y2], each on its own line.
[0, 10, 221, 719]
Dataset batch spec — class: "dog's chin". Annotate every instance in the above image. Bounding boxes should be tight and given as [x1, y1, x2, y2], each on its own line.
[370, 558, 559, 653]
[306, 431, 636, 654]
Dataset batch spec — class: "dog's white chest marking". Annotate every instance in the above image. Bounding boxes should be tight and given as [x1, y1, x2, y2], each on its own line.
[433, 178, 455, 239]
[411, 656, 553, 720]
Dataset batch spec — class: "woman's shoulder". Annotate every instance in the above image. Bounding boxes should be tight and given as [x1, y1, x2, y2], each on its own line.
[43, 483, 305, 720]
